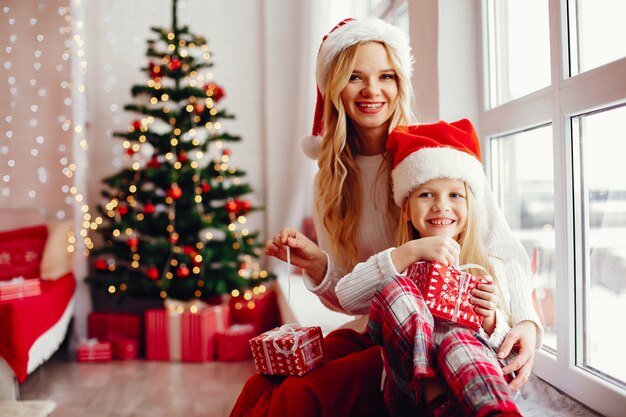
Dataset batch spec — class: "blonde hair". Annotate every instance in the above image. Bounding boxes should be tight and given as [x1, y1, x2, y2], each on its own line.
[316, 41, 415, 270]
[397, 183, 510, 318]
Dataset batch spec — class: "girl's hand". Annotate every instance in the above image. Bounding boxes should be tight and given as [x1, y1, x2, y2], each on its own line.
[265, 229, 327, 284]
[498, 321, 538, 391]
[390, 236, 460, 273]
[470, 281, 497, 335]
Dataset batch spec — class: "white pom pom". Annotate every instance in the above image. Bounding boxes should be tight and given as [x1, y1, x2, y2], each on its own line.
[300, 135, 322, 160]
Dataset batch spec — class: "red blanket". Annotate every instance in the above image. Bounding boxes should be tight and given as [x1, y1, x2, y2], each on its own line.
[0, 273, 76, 382]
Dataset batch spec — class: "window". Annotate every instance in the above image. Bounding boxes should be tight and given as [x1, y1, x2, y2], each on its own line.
[481, 0, 626, 415]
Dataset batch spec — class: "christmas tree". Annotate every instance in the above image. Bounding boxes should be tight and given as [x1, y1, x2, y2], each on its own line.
[87, 0, 270, 303]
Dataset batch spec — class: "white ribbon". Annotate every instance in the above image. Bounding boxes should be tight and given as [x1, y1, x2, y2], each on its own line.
[451, 263, 489, 321]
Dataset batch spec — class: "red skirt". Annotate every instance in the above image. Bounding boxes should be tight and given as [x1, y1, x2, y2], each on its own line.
[229, 328, 388, 417]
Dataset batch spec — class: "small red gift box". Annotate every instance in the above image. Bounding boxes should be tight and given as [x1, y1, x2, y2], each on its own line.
[217, 324, 257, 362]
[112, 337, 139, 360]
[77, 339, 112, 363]
[230, 286, 281, 333]
[0, 277, 41, 301]
[249, 325, 326, 376]
[406, 261, 490, 330]
[88, 312, 142, 342]
[145, 302, 230, 362]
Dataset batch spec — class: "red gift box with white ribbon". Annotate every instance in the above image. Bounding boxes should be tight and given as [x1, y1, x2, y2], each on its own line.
[249, 325, 326, 376]
[77, 339, 112, 363]
[217, 323, 257, 362]
[145, 300, 229, 362]
[0, 277, 41, 301]
[406, 261, 490, 330]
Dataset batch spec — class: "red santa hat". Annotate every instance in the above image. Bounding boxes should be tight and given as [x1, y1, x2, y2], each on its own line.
[387, 119, 486, 206]
[301, 17, 414, 159]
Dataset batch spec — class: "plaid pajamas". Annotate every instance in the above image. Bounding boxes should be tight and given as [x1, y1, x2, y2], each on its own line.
[368, 276, 520, 417]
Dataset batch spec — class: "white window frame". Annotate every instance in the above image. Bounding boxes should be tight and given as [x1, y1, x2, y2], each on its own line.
[479, 1, 626, 416]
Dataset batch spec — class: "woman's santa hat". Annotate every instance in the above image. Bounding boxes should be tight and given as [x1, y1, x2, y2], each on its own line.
[301, 17, 414, 160]
[387, 119, 486, 206]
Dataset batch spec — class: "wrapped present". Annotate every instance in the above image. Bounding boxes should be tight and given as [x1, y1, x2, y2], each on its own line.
[230, 285, 281, 332]
[0, 277, 41, 301]
[406, 261, 490, 330]
[144, 301, 229, 362]
[77, 339, 112, 363]
[88, 312, 142, 347]
[112, 337, 139, 360]
[217, 324, 257, 362]
[249, 325, 326, 376]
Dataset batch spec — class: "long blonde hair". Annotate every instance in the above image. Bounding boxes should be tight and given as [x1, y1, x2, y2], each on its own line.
[397, 183, 509, 317]
[316, 41, 415, 270]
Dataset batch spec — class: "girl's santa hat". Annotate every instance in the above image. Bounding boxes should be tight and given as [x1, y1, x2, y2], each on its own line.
[301, 17, 414, 160]
[387, 119, 486, 206]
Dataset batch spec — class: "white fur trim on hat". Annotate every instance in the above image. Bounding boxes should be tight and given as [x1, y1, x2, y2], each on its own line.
[316, 17, 413, 95]
[301, 134, 323, 160]
[392, 147, 485, 206]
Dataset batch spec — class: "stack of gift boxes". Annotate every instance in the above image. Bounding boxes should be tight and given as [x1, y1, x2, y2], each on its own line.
[78, 284, 331, 375]
[77, 312, 142, 362]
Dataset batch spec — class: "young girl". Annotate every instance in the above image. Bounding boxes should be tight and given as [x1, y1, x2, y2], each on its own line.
[336, 119, 536, 417]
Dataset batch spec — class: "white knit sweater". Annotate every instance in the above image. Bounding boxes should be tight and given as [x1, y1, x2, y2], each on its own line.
[303, 154, 543, 348]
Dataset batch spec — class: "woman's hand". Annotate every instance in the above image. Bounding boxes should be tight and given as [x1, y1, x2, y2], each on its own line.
[498, 320, 538, 391]
[470, 282, 497, 335]
[265, 229, 327, 284]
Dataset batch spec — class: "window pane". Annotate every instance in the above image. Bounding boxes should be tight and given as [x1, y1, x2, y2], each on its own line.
[489, 125, 556, 352]
[573, 105, 626, 386]
[485, 0, 551, 107]
[569, 0, 626, 76]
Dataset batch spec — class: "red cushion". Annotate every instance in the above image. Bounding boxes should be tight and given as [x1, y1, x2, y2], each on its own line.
[0, 224, 48, 280]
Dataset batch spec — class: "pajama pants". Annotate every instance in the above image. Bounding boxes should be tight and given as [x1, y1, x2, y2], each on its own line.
[368, 276, 521, 417]
[228, 328, 388, 417]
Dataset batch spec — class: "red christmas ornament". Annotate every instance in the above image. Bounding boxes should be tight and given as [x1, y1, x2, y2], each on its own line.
[226, 200, 238, 213]
[204, 82, 226, 103]
[167, 184, 183, 200]
[177, 264, 190, 278]
[94, 258, 108, 270]
[169, 234, 179, 244]
[222, 148, 232, 157]
[131, 120, 142, 131]
[149, 62, 161, 79]
[147, 156, 160, 169]
[126, 237, 139, 248]
[168, 56, 181, 71]
[125, 147, 136, 156]
[146, 266, 159, 280]
[240, 200, 252, 212]
[118, 205, 129, 215]
[178, 150, 188, 162]
[194, 103, 205, 114]
[201, 181, 211, 193]
[143, 202, 156, 214]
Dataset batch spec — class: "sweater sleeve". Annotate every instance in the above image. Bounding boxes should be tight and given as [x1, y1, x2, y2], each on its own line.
[335, 248, 399, 315]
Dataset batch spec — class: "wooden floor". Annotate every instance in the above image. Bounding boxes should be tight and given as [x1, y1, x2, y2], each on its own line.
[19, 352, 255, 417]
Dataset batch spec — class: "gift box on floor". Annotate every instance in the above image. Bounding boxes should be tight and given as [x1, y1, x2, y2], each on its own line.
[249, 325, 326, 376]
[77, 339, 112, 363]
[406, 261, 490, 330]
[229, 285, 281, 333]
[0, 277, 41, 301]
[112, 337, 139, 360]
[145, 301, 229, 362]
[88, 312, 142, 346]
[217, 324, 257, 362]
